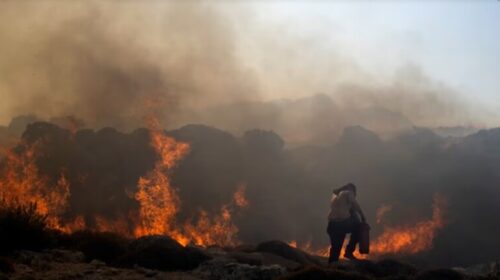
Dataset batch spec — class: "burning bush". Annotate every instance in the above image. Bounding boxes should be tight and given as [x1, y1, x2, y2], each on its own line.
[0, 202, 53, 254]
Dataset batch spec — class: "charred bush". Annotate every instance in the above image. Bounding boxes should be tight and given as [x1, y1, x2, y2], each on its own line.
[118, 235, 210, 271]
[256, 240, 321, 266]
[63, 230, 129, 264]
[0, 203, 53, 254]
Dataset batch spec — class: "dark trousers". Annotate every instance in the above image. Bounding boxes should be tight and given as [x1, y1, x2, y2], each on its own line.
[327, 217, 360, 263]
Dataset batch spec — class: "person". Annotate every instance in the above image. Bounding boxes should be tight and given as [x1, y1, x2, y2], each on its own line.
[326, 183, 366, 263]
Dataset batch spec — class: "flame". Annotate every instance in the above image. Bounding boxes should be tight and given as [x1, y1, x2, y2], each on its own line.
[370, 194, 447, 255]
[0, 116, 248, 248]
[288, 239, 341, 258]
[133, 116, 248, 247]
[289, 194, 447, 259]
[133, 117, 189, 238]
[0, 141, 82, 232]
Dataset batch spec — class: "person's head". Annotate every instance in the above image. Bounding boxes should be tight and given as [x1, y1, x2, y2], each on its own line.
[333, 183, 357, 196]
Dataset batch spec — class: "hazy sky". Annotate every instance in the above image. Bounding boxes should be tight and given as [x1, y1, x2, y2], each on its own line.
[1, 1, 498, 127]
[231, 1, 500, 123]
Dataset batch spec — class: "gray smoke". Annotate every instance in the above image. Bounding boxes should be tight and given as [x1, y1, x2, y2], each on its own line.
[0, 1, 484, 142]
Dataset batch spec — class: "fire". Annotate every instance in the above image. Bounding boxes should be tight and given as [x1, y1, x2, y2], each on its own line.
[289, 194, 447, 259]
[0, 141, 81, 232]
[181, 184, 248, 247]
[133, 117, 248, 247]
[133, 118, 189, 237]
[370, 194, 447, 255]
[288, 240, 331, 257]
[0, 117, 249, 248]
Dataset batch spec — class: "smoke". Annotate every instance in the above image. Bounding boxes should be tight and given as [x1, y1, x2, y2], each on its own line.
[0, 1, 484, 140]
[0, 1, 258, 130]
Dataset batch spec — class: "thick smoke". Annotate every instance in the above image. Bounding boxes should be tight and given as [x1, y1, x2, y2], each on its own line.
[0, 1, 258, 130]
[0, 1, 482, 141]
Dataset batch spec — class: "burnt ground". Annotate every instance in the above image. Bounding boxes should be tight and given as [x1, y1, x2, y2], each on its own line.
[1, 239, 499, 280]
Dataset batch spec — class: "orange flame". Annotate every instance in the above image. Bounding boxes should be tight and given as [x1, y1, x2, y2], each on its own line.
[0, 141, 83, 232]
[133, 117, 248, 247]
[133, 118, 189, 238]
[289, 194, 447, 259]
[288, 240, 338, 258]
[370, 194, 447, 255]
[0, 115, 248, 248]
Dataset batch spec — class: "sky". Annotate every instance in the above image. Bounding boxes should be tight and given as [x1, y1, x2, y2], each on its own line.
[231, 1, 500, 124]
[0, 1, 499, 127]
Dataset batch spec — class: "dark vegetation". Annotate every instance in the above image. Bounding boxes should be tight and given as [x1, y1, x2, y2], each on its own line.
[118, 235, 210, 271]
[0, 203, 209, 271]
[61, 230, 128, 264]
[1, 119, 500, 266]
[256, 240, 322, 266]
[0, 203, 53, 254]
[0, 205, 498, 279]
[281, 264, 499, 280]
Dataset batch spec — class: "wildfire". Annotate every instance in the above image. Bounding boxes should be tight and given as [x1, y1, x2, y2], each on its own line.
[289, 194, 447, 259]
[370, 194, 447, 255]
[0, 141, 81, 232]
[0, 117, 249, 248]
[288, 239, 356, 260]
[288, 240, 330, 257]
[133, 117, 248, 247]
[133, 118, 189, 237]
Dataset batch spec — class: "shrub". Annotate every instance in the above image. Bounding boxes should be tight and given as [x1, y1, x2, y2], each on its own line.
[0, 203, 53, 254]
[256, 240, 322, 266]
[64, 230, 129, 264]
[118, 235, 210, 271]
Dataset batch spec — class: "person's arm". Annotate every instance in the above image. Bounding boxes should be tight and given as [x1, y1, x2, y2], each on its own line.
[350, 193, 367, 223]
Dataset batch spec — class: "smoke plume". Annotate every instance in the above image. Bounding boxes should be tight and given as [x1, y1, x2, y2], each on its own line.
[0, 1, 482, 142]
